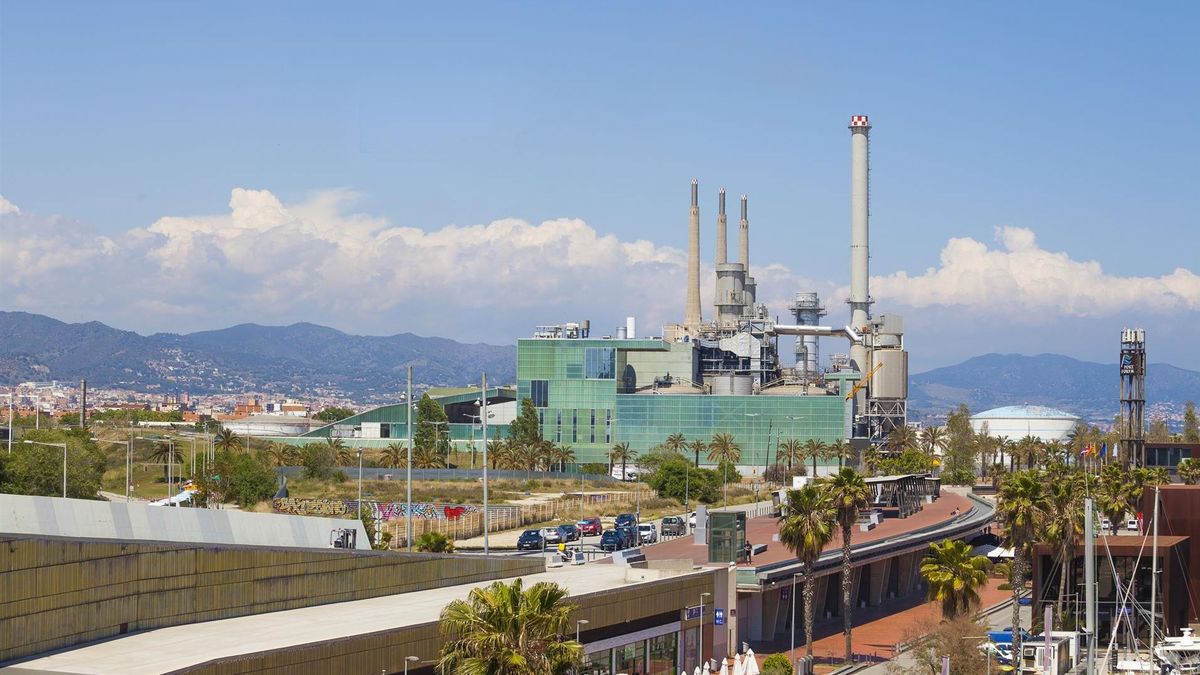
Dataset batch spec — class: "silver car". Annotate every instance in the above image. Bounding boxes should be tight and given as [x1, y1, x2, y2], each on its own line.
[637, 522, 658, 544]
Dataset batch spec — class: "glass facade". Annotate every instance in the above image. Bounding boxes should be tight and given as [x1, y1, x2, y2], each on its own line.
[517, 338, 847, 466]
[585, 633, 679, 675]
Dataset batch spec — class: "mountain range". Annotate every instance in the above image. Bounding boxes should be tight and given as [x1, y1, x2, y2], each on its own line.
[1, 312, 1196, 421]
[0, 311, 516, 400]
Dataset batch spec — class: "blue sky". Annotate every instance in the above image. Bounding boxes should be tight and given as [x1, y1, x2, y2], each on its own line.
[2, 2, 1198, 371]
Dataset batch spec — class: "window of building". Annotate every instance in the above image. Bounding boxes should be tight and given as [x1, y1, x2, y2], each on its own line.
[530, 380, 549, 407]
[572, 410, 578, 443]
[614, 641, 645, 675]
[580, 649, 613, 675]
[555, 409, 562, 443]
[605, 409, 612, 444]
[647, 633, 678, 675]
[585, 347, 616, 379]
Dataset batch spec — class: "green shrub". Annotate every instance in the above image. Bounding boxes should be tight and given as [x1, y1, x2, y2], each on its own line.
[415, 531, 454, 553]
[301, 443, 338, 481]
[646, 457, 720, 504]
[941, 468, 976, 486]
[998, 582, 1012, 591]
[761, 653, 792, 675]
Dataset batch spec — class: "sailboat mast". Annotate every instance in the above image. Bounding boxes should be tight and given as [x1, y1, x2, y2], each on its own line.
[1149, 485, 1159, 667]
[1085, 497, 1097, 674]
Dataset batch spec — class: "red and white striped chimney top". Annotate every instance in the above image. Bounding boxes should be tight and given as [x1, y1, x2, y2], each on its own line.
[849, 115, 870, 128]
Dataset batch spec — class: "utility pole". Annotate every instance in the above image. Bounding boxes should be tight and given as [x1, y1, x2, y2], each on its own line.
[406, 366, 413, 552]
[482, 372, 489, 556]
[1085, 498, 1097, 675]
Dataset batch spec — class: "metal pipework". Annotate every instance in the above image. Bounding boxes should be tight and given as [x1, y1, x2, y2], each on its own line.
[848, 115, 872, 373]
[773, 324, 862, 344]
[685, 179, 702, 329]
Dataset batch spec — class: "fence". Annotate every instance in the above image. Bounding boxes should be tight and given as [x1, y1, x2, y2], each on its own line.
[275, 466, 618, 483]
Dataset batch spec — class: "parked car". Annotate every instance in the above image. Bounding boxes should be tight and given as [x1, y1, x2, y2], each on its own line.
[556, 523, 580, 542]
[616, 525, 638, 549]
[540, 527, 563, 545]
[1126, 518, 1139, 532]
[637, 522, 658, 544]
[517, 529, 545, 551]
[599, 529, 625, 552]
[660, 516, 686, 537]
[615, 513, 638, 528]
[577, 516, 602, 536]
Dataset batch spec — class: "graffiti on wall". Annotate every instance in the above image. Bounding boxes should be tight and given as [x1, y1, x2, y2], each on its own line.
[272, 498, 484, 521]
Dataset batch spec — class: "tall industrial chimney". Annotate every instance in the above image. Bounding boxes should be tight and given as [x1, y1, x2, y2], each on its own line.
[716, 188, 728, 265]
[685, 179, 702, 329]
[740, 194, 755, 313]
[848, 115, 873, 372]
[79, 379, 87, 427]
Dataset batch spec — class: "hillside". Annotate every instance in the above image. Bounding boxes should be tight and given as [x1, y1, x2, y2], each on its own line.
[909, 353, 1200, 423]
[0, 311, 517, 398]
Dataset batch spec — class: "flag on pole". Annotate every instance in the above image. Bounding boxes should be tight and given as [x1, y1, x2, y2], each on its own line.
[1099, 442, 1107, 458]
[1080, 443, 1091, 457]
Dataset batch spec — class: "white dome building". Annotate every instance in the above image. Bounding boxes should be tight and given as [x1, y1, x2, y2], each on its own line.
[970, 405, 1080, 443]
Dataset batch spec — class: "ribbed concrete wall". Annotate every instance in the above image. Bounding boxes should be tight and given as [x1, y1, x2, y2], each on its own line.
[1, 494, 370, 550]
[0, 536, 543, 664]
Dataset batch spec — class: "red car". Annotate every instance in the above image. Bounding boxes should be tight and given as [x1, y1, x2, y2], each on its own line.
[577, 516, 602, 536]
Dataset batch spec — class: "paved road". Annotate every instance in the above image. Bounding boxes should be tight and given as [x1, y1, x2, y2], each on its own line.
[855, 600, 1031, 674]
[457, 500, 776, 557]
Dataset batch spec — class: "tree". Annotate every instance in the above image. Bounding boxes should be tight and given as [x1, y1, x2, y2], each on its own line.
[437, 578, 583, 675]
[214, 427, 240, 453]
[148, 440, 184, 482]
[827, 467, 872, 660]
[707, 433, 741, 465]
[197, 450, 276, 508]
[647, 456, 720, 504]
[314, 406, 354, 423]
[664, 433, 687, 454]
[944, 404, 976, 478]
[919, 426, 948, 458]
[891, 615, 991, 675]
[300, 442, 338, 480]
[609, 442, 635, 480]
[688, 440, 706, 468]
[380, 442, 407, 469]
[885, 425, 918, 455]
[760, 653, 793, 675]
[416, 531, 455, 553]
[1147, 416, 1171, 442]
[1185, 401, 1199, 443]
[265, 441, 299, 468]
[1, 432, 105, 499]
[776, 438, 804, 472]
[828, 438, 851, 470]
[550, 444, 575, 473]
[996, 470, 1046, 659]
[1042, 469, 1083, 621]
[920, 539, 990, 618]
[1178, 458, 1200, 485]
[413, 394, 451, 462]
[778, 485, 836, 658]
[802, 439, 827, 477]
[508, 397, 542, 452]
[413, 444, 446, 469]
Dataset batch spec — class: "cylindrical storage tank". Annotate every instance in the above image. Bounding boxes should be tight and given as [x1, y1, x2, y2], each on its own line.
[616, 326, 628, 339]
[715, 263, 746, 324]
[711, 373, 753, 396]
[870, 349, 908, 399]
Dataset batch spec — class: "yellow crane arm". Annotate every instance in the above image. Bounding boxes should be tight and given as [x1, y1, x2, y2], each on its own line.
[844, 361, 883, 400]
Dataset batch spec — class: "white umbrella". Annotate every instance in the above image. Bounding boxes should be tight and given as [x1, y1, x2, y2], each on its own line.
[732, 653, 745, 675]
[743, 649, 760, 675]
[718, 657, 729, 675]
[694, 667, 701, 675]
[702, 661, 711, 674]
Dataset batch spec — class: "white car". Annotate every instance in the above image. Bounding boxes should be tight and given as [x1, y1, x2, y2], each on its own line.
[1126, 518, 1139, 532]
[637, 523, 658, 544]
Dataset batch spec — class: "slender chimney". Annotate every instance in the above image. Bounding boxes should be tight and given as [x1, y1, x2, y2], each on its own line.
[716, 188, 728, 264]
[80, 379, 87, 427]
[738, 194, 749, 272]
[849, 115, 873, 372]
[685, 179, 702, 329]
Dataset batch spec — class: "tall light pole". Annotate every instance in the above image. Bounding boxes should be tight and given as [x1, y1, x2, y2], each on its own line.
[404, 655, 419, 675]
[406, 366, 414, 552]
[92, 436, 133, 501]
[357, 447, 364, 510]
[481, 372, 489, 556]
[1, 390, 12, 454]
[24, 440, 68, 498]
[576, 618, 588, 643]
[698, 591, 712, 670]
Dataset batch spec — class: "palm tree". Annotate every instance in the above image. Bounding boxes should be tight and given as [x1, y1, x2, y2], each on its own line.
[214, 428, 240, 453]
[1042, 470, 1083, 621]
[1178, 458, 1200, 485]
[996, 470, 1046, 659]
[413, 444, 446, 469]
[826, 467, 872, 661]
[416, 531, 454, 553]
[609, 442, 635, 480]
[437, 577, 583, 674]
[265, 441, 298, 467]
[487, 437, 509, 470]
[380, 442, 407, 469]
[778, 485, 837, 658]
[920, 538, 990, 618]
[828, 438, 851, 470]
[776, 438, 804, 472]
[919, 426, 948, 459]
[551, 444, 575, 473]
[688, 440, 706, 468]
[885, 425, 918, 455]
[664, 433, 687, 454]
[336, 445, 356, 467]
[148, 441, 184, 482]
[802, 438, 826, 477]
[707, 432, 742, 465]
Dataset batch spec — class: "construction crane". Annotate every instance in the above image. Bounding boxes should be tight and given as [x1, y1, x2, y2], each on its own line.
[844, 361, 883, 401]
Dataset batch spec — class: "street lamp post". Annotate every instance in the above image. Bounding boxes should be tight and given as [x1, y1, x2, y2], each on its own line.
[92, 436, 133, 501]
[357, 448, 364, 510]
[23, 440, 68, 498]
[481, 372, 490, 556]
[699, 591, 712, 671]
[404, 655, 419, 675]
[1, 390, 12, 454]
[576, 618, 588, 643]
[406, 366, 413, 552]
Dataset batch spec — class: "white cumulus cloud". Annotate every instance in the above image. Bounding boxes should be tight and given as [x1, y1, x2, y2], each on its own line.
[871, 226, 1200, 317]
[0, 195, 21, 216]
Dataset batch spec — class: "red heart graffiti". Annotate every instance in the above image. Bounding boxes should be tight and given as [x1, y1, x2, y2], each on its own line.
[444, 506, 466, 520]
